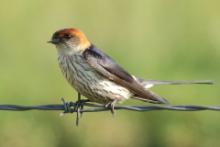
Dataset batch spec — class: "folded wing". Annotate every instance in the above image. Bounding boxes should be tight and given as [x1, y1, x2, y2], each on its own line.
[83, 45, 168, 104]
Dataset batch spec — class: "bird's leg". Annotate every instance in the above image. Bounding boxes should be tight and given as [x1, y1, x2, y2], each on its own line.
[74, 93, 90, 126]
[74, 93, 90, 112]
[105, 99, 118, 115]
[78, 92, 81, 101]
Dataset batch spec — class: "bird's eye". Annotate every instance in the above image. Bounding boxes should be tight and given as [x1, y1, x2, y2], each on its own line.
[63, 34, 72, 39]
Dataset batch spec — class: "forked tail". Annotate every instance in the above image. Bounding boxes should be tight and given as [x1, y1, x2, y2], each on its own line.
[138, 79, 214, 89]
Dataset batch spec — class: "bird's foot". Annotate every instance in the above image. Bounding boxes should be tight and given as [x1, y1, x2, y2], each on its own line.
[105, 100, 118, 115]
[61, 97, 89, 126]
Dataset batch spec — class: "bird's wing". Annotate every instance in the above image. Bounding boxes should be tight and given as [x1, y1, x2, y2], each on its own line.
[83, 45, 168, 104]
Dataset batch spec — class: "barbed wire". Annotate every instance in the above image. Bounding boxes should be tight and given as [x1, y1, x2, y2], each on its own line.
[1, 98, 220, 125]
[1, 101, 220, 112]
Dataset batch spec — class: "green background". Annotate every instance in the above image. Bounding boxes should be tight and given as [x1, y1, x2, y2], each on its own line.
[0, 0, 219, 147]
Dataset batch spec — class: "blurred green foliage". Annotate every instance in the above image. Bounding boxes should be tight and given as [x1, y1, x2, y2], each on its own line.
[0, 0, 220, 147]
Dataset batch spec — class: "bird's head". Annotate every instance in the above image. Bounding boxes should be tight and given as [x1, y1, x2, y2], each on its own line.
[49, 28, 91, 55]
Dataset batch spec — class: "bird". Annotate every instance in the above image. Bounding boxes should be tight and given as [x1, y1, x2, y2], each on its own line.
[48, 28, 213, 113]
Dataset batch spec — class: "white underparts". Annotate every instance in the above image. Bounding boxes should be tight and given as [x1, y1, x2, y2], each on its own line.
[97, 80, 131, 99]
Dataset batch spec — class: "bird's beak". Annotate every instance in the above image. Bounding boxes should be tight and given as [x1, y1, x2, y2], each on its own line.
[47, 40, 53, 44]
[47, 38, 60, 44]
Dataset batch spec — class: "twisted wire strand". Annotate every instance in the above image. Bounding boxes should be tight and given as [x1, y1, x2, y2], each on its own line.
[0, 102, 220, 113]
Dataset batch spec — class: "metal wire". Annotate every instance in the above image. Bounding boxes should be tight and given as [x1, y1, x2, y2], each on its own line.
[1, 99, 219, 125]
[0, 100, 220, 112]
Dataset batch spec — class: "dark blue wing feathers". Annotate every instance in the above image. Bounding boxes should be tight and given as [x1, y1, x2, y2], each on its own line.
[83, 45, 134, 82]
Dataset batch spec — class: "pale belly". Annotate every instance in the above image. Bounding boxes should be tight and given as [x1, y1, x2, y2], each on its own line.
[58, 55, 132, 104]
